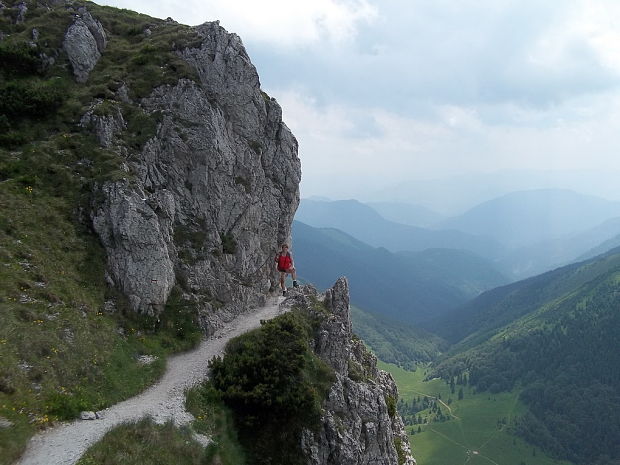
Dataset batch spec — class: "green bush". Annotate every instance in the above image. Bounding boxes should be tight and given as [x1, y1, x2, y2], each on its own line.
[0, 78, 68, 119]
[45, 390, 90, 420]
[220, 232, 237, 254]
[0, 41, 42, 76]
[186, 385, 247, 465]
[208, 310, 335, 465]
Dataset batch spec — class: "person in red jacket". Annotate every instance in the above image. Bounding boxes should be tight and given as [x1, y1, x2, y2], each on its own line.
[275, 243, 298, 295]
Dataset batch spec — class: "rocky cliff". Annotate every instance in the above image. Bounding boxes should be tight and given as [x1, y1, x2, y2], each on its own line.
[285, 279, 415, 465]
[75, 14, 301, 328]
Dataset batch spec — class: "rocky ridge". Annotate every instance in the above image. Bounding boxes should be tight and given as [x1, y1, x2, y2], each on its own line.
[286, 279, 415, 465]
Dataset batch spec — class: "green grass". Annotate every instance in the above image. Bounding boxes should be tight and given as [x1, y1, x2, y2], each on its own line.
[0, 172, 202, 464]
[186, 385, 247, 465]
[380, 362, 574, 465]
[76, 418, 206, 465]
[0, 2, 211, 462]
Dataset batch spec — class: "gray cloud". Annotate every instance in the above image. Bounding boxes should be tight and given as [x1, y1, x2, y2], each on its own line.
[248, 0, 619, 119]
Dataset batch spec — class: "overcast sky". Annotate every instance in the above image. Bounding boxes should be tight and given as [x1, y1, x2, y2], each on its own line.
[98, 0, 620, 205]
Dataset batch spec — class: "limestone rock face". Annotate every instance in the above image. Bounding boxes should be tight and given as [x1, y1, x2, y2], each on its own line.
[91, 22, 301, 326]
[63, 8, 107, 83]
[79, 100, 126, 148]
[298, 278, 416, 465]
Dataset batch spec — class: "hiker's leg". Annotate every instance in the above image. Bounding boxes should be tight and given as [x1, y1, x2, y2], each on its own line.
[279, 272, 285, 290]
[290, 267, 297, 280]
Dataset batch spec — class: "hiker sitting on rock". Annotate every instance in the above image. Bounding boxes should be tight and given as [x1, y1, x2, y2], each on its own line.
[275, 243, 298, 295]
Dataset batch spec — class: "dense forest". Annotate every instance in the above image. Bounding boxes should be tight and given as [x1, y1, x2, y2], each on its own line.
[432, 257, 620, 464]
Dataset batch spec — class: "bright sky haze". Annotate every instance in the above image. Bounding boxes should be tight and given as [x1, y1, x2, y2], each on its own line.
[98, 0, 620, 208]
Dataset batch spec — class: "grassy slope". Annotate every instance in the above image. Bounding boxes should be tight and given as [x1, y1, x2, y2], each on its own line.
[381, 362, 573, 465]
[76, 419, 207, 465]
[0, 2, 203, 463]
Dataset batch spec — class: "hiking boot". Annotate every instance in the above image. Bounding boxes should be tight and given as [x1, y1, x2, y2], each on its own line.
[282, 289, 287, 296]
[292, 280, 299, 288]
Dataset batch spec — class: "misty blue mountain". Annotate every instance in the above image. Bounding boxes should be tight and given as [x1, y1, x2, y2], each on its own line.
[365, 201, 444, 227]
[295, 199, 505, 260]
[292, 220, 507, 324]
[438, 188, 620, 248]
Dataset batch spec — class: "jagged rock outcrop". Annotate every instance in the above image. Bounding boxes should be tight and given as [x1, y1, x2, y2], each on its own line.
[63, 7, 107, 82]
[290, 278, 416, 465]
[91, 21, 301, 326]
[79, 100, 126, 148]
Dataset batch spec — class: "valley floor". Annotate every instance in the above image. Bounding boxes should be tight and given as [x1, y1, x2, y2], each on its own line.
[379, 362, 574, 465]
[17, 297, 285, 465]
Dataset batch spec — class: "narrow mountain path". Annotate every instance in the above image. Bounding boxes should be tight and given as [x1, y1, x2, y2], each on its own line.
[17, 297, 286, 465]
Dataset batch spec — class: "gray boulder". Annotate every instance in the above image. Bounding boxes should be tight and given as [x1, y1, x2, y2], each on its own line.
[0, 416, 13, 429]
[79, 411, 96, 421]
[92, 182, 176, 316]
[63, 9, 106, 83]
[15, 1, 27, 23]
[79, 100, 126, 148]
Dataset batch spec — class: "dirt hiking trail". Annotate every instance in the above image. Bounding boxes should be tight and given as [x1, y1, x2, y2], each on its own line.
[17, 296, 285, 465]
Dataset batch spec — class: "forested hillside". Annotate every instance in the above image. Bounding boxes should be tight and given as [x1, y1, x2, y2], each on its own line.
[350, 305, 448, 369]
[431, 248, 620, 464]
[293, 220, 507, 324]
[425, 246, 620, 344]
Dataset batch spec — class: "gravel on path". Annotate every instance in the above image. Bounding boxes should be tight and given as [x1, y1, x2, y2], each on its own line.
[17, 296, 286, 465]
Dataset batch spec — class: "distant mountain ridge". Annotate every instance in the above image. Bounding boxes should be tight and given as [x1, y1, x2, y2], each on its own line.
[365, 201, 444, 227]
[292, 220, 507, 324]
[296, 199, 505, 259]
[438, 189, 620, 248]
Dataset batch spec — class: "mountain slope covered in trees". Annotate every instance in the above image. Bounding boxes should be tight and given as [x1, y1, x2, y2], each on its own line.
[430, 247, 620, 464]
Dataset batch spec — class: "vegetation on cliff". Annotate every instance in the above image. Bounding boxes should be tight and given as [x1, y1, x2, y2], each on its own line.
[0, 2, 204, 462]
[189, 308, 335, 465]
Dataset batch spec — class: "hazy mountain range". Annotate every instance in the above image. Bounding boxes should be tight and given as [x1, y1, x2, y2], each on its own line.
[296, 189, 620, 280]
[292, 220, 507, 324]
[295, 199, 504, 260]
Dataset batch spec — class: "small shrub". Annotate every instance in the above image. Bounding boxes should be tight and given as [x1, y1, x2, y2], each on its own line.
[234, 176, 251, 193]
[220, 232, 237, 254]
[0, 77, 68, 119]
[45, 390, 89, 420]
[0, 40, 42, 76]
[248, 140, 261, 154]
[386, 395, 397, 418]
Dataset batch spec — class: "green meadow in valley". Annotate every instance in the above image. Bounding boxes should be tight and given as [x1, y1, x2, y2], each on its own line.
[380, 362, 574, 465]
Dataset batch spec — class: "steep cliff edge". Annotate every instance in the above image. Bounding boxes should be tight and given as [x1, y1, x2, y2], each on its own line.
[203, 280, 415, 464]
[297, 279, 415, 465]
[89, 21, 301, 326]
[1, 2, 299, 461]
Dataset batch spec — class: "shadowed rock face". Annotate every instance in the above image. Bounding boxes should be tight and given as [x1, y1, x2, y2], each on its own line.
[291, 278, 416, 465]
[91, 21, 301, 328]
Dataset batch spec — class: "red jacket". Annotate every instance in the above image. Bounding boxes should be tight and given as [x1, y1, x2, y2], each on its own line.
[276, 252, 292, 271]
